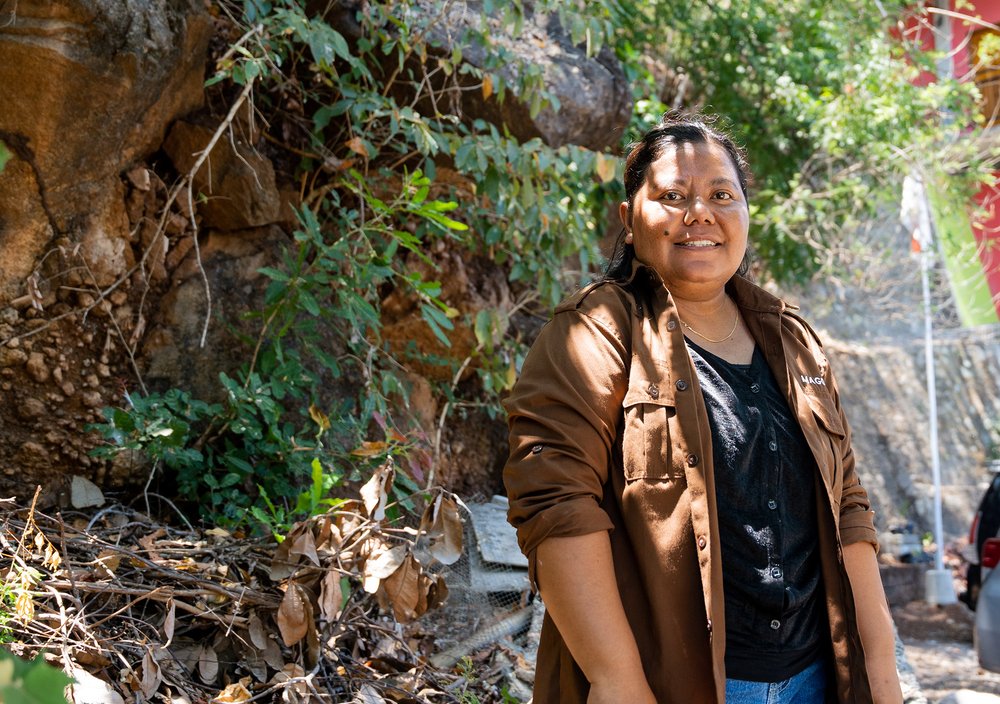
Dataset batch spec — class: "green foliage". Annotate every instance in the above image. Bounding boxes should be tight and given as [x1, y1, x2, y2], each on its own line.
[617, 0, 987, 282]
[0, 141, 9, 173]
[91, 0, 991, 529]
[0, 651, 72, 704]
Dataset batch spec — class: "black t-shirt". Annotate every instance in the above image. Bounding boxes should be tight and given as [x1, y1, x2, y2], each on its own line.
[686, 339, 827, 682]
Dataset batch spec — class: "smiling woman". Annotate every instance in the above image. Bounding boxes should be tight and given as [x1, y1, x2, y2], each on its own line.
[502, 113, 903, 704]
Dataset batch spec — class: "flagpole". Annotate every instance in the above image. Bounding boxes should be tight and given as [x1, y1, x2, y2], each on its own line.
[915, 180, 956, 605]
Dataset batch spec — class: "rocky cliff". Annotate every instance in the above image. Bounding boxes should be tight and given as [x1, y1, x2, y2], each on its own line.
[828, 330, 1000, 541]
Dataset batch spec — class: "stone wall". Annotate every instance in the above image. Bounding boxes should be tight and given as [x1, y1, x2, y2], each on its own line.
[827, 328, 1000, 542]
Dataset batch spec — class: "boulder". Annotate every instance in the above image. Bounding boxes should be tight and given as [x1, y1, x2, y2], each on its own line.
[320, 0, 632, 151]
[0, 0, 212, 303]
[140, 226, 287, 400]
[163, 120, 283, 231]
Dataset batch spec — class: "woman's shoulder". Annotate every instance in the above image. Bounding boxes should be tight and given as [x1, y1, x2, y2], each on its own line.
[553, 278, 637, 329]
[781, 308, 827, 351]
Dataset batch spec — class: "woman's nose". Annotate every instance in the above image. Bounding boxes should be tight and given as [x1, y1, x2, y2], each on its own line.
[683, 197, 715, 225]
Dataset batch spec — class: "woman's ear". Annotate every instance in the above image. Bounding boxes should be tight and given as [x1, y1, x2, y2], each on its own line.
[618, 201, 630, 229]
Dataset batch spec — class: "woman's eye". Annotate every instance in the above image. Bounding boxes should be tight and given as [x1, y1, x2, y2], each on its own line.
[714, 191, 733, 200]
[663, 192, 683, 201]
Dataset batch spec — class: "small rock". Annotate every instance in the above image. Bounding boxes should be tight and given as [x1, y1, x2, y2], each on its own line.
[18, 397, 46, 419]
[0, 347, 27, 368]
[0, 308, 18, 325]
[70, 475, 105, 509]
[81, 390, 103, 408]
[61, 382, 75, 396]
[127, 165, 151, 192]
[25, 351, 49, 382]
[97, 363, 111, 378]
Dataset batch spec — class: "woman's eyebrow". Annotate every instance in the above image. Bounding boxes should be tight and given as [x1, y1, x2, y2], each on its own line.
[710, 177, 740, 188]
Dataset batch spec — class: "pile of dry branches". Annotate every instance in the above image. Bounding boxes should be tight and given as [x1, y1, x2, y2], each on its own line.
[1, 465, 527, 703]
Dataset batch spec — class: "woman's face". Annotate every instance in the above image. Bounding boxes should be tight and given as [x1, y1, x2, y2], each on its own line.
[620, 140, 749, 300]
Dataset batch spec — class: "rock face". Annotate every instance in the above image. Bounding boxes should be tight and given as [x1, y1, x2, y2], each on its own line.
[0, 0, 211, 501]
[322, 0, 632, 151]
[0, 0, 212, 302]
[828, 332, 1000, 541]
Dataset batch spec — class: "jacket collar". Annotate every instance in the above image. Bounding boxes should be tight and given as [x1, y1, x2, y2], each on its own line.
[625, 259, 795, 316]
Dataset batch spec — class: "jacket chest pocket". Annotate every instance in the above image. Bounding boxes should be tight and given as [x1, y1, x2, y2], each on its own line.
[803, 389, 846, 494]
[621, 375, 685, 481]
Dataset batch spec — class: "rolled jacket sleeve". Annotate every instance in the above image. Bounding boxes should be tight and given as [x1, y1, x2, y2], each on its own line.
[503, 303, 629, 587]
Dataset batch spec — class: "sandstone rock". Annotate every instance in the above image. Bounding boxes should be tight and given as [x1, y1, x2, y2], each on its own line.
[321, 0, 631, 151]
[0, 0, 212, 304]
[25, 352, 49, 383]
[17, 397, 46, 420]
[0, 347, 27, 368]
[164, 121, 282, 231]
[140, 226, 287, 400]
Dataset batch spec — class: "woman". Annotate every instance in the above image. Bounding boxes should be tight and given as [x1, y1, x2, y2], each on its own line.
[502, 114, 902, 703]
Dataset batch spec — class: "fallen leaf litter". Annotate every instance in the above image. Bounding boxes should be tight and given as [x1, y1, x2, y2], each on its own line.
[1, 472, 534, 703]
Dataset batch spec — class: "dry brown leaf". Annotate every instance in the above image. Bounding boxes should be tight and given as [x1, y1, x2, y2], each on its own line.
[93, 549, 121, 579]
[308, 405, 331, 432]
[363, 544, 407, 594]
[140, 649, 162, 699]
[482, 73, 494, 100]
[248, 611, 269, 650]
[277, 583, 311, 646]
[428, 574, 449, 611]
[345, 136, 369, 157]
[198, 645, 219, 684]
[212, 678, 253, 703]
[318, 570, 343, 621]
[261, 636, 284, 670]
[594, 152, 617, 184]
[427, 494, 464, 566]
[377, 554, 429, 623]
[270, 522, 309, 580]
[354, 684, 387, 704]
[360, 458, 395, 521]
[162, 598, 176, 643]
[138, 528, 168, 563]
[289, 528, 319, 566]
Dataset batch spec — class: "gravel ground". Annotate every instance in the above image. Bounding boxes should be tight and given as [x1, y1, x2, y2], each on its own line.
[894, 601, 1000, 701]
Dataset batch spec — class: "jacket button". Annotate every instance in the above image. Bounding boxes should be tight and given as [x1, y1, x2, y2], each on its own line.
[667, 319, 677, 331]
[531, 444, 543, 454]
[647, 384, 659, 399]
[697, 536, 707, 550]
[686, 453, 699, 467]
[675, 379, 688, 391]
[770, 619, 781, 630]
[706, 618, 712, 633]
[750, 382, 761, 393]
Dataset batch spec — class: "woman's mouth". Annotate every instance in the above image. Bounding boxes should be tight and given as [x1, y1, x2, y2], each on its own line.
[676, 239, 720, 248]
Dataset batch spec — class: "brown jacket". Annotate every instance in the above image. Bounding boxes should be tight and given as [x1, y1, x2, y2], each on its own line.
[503, 263, 879, 703]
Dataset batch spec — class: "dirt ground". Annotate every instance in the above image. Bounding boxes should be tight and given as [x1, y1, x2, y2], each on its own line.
[893, 600, 1000, 701]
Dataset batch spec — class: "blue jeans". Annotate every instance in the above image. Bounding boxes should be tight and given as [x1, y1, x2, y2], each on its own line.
[724, 658, 828, 704]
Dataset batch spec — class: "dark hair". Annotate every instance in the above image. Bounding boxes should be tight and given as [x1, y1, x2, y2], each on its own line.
[603, 111, 754, 282]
